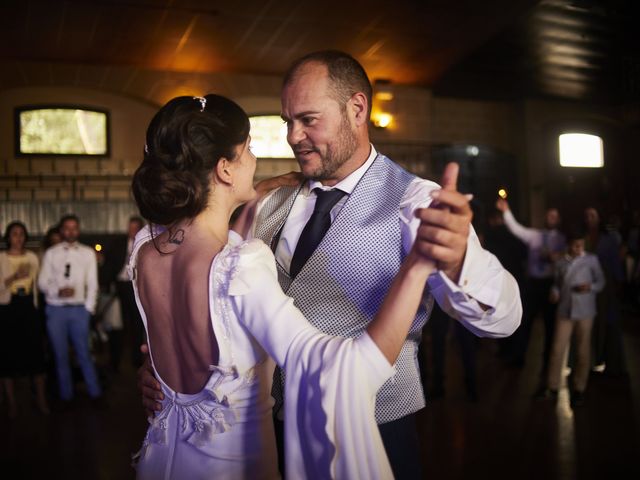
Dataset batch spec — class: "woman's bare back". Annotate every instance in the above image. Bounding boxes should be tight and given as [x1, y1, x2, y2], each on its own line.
[136, 229, 224, 394]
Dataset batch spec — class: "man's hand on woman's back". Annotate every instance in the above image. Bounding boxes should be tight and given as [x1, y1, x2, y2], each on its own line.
[137, 344, 163, 417]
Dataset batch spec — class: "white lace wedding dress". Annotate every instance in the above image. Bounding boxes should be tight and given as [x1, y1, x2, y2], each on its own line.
[131, 228, 395, 479]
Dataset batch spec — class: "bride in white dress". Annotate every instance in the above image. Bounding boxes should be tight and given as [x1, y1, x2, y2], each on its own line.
[130, 94, 437, 479]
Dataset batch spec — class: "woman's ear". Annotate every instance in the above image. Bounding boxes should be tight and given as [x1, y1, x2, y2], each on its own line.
[214, 158, 234, 186]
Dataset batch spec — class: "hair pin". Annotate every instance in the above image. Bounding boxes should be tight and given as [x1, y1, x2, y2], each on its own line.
[194, 96, 207, 112]
[144, 144, 149, 154]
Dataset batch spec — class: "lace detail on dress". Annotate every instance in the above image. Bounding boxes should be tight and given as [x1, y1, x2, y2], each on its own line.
[211, 244, 238, 367]
[209, 237, 259, 367]
[133, 358, 266, 466]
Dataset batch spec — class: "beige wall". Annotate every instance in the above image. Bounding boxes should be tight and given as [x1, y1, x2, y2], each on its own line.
[4, 81, 631, 232]
[1, 84, 519, 186]
[0, 83, 519, 230]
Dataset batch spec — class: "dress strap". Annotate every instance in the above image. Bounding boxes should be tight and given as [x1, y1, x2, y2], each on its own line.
[127, 224, 166, 281]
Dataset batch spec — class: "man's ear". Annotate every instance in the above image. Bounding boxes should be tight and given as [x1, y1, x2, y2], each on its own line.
[215, 158, 233, 186]
[348, 92, 369, 127]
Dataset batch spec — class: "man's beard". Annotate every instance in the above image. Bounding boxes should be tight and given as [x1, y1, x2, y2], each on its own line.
[298, 113, 358, 181]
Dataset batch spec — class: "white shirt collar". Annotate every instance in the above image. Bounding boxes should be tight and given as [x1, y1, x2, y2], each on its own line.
[305, 144, 377, 195]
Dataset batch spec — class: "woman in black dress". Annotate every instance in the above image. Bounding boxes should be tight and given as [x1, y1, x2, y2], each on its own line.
[0, 221, 49, 417]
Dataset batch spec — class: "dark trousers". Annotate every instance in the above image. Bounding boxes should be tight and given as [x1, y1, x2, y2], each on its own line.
[592, 286, 627, 374]
[274, 412, 423, 479]
[115, 281, 145, 367]
[379, 413, 423, 479]
[509, 277, 556, 374]
[421, 304, 478, 399]
[107, 330, 124, 372]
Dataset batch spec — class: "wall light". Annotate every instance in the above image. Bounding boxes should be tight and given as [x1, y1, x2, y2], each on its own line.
[371, 79, 395, 129]
[466, 145, 479, 156]
[375, 91, 394, 101]
[558, 133, 604, 168]
[372, 112, 393, 128]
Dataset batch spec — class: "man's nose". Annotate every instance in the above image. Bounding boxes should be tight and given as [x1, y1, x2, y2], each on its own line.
[287, 122, 305, 146]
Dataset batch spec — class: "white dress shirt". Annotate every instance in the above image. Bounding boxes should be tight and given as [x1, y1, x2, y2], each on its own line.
[38, 241, 99, 314]
[117, 238, 134, 281]
[254, 145, 522, 338]
[503, 209, 566, 279]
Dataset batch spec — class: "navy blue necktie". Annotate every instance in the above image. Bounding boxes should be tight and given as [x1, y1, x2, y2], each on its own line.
[290, 188, 346, 278]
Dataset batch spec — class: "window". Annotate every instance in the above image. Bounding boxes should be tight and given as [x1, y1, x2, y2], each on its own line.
[248, 115, 293, 158]
[558, 133, 603, 168]
[15, 106, 110, 156]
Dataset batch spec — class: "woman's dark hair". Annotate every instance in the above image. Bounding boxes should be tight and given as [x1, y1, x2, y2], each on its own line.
[132, 94, 250, 226]
[43, 225, 60, 250]
[4, 221, 29, 246]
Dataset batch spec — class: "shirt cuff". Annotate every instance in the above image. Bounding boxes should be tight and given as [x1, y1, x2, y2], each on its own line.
[428, 271, 495, 320]
[428, 235, 500, 309]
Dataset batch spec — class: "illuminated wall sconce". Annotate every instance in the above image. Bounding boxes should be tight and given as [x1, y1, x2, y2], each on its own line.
[465, 145, 479, 156]
[372, 112, 393, 128]
[375, 90, 394, 102]
[372, 79, 395, 129]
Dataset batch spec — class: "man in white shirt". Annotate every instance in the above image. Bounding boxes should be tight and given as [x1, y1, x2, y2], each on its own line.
[256, 51, 522, 478]
[38, 214, 102, 404]
[496, 198, 566, 379]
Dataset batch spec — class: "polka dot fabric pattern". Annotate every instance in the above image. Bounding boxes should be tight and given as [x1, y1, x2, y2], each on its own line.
[255, 154, 430, 424]
[254, 184, 302, 254]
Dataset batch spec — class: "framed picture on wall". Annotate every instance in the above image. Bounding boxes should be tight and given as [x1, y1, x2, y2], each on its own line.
[14, 105, 110, 157]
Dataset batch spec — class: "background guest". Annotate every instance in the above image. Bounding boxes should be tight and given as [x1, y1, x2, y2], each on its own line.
[496, 198, 566, 384]
[95, 244, 124, 374]
[113, 216, 145, 368]
[542, 228, 605, 408]
[483, 208, 528, 362]
[38, 214, 102, 407]
[40, 225, 62, 258]
[0, 221, 49, 417]
[584, 207, 627, 376]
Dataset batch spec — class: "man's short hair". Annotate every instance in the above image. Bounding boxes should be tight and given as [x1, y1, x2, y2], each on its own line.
[59, 214, 80, 226]
[129, 216, 144, 228]
[284, 50, 372, 118]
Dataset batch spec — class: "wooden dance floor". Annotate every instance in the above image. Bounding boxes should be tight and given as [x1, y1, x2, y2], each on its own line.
[2, 310, 639, 480]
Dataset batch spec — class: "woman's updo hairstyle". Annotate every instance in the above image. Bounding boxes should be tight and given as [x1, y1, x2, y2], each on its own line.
[132, 94, 250, 226]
